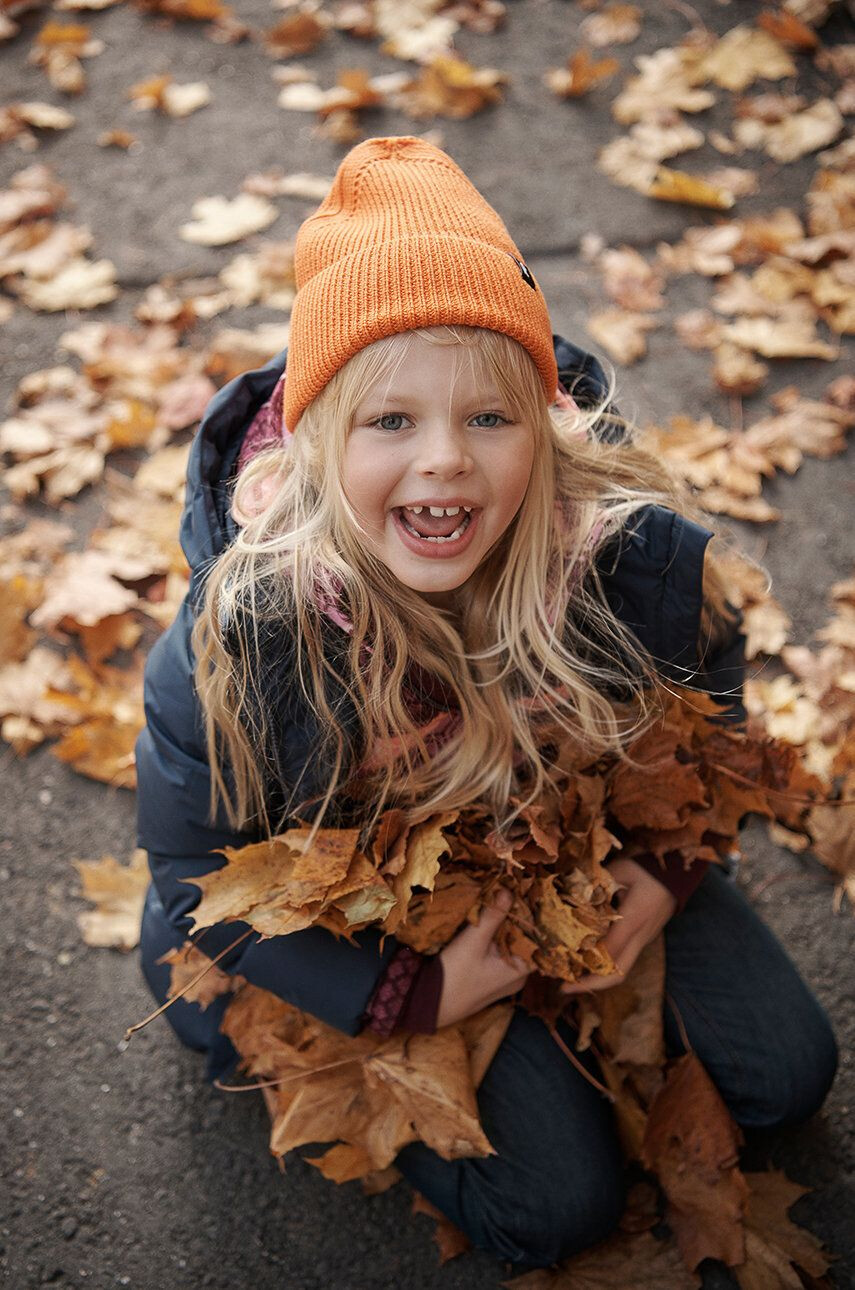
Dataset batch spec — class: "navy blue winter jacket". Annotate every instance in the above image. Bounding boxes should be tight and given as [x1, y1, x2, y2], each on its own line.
[135, 335, 746, 1078]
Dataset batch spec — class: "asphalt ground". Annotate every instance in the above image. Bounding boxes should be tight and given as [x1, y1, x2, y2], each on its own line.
[2, 2, 853, 1286]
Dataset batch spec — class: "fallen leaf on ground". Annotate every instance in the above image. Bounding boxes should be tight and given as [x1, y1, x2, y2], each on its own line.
[73, 848, 149, 950]
[179, 193, 278, 246]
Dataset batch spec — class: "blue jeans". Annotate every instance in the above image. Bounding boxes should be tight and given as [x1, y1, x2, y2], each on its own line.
[391, 864, 839, 1270]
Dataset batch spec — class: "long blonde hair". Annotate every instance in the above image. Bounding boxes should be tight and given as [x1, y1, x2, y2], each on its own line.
[191, 325, 737, 852]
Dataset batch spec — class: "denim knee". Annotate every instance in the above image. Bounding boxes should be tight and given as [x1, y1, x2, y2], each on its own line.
[738, 1002, 839, 1130]
[477, 1165, 627, 1269]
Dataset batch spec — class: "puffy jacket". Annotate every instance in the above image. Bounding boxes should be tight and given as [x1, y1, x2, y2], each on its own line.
[135, 334, 746, 1080]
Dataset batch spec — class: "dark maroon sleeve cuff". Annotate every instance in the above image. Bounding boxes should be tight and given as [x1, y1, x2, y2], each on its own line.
[396, 953, 443, 1034]
[631, 852, 709, 916]
[360, 945, 444, 1037]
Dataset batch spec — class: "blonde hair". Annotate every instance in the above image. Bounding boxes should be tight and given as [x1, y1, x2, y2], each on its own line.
[191, 325, 738, 853]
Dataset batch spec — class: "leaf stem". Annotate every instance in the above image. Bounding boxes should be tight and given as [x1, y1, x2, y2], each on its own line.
[123, 928, 253, 1041]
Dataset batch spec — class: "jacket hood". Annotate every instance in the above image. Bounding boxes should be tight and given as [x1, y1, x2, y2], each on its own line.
[179, 346, 291, 579]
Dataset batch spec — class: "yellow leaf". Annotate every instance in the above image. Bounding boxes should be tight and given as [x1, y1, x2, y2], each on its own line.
[73, 848, 149, 950]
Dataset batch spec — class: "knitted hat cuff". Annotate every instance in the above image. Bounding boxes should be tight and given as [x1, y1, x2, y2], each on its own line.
[283, 234, 557, 432]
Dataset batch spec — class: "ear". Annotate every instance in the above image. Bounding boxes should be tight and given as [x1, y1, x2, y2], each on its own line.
[231, 470, 280, 526]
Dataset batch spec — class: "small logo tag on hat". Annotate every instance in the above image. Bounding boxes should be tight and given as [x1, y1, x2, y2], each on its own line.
[507, 253, 537, 290]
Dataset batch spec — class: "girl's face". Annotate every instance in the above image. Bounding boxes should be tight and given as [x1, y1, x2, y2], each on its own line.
[343, 334, 535, 610]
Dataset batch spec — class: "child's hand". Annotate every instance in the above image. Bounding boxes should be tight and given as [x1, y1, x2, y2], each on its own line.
[436, 888, 531, 1029]
[559, 858, 677, 996]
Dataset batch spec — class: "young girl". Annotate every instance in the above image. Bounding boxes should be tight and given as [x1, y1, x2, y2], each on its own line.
[135, 136, 838, 1271]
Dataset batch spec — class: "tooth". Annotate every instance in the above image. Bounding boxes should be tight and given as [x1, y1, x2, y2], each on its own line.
[410, 505, 423, 513]
[429, 506, 445, 517]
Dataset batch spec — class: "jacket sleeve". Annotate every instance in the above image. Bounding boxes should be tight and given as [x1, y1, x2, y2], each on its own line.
[135, 597, 404, 1038]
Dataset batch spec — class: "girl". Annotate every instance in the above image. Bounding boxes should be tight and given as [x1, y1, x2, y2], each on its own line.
[135, 136, 838, 1271]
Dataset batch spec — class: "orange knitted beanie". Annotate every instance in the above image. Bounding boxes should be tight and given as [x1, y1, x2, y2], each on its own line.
[282, 135, 558, 434]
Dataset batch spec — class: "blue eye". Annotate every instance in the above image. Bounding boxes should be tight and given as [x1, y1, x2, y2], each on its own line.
[369, 412, 509, 432]
[373, 414, 408, 432]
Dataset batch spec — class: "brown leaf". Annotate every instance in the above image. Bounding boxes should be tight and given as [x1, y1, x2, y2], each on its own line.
[179, 193, 278, 246]
[73, 848, 149, 950]
[586, 307, 657, 364]
[687, 25, 796, 92]
[186, 829, 364, 937]
[545, 49, 620, 99]
[158, 939, 244, 1009]
[411, 1189, 471, 1263]
[641, 1053, 748, 1270]
[735, 1169, 834, 1288]
[579, 5, 642, 48]
[365, 1027, 497, 1159]
[609, 723, 708, 830]
[395, 53, 508, 120]
[502, 1227, 700, 1287]
[264, 12, 328, 59]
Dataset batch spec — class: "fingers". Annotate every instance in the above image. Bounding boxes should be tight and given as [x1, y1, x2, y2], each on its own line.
[477, 887, 512, 930]
[560, 931, 645, 994]
[478, 889, 530, 975]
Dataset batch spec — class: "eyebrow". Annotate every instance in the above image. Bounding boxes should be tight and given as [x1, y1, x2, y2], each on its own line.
[357, 392, 506, 412]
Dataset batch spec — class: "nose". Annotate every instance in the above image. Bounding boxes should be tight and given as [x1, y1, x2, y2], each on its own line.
[415, 422, 474, 478]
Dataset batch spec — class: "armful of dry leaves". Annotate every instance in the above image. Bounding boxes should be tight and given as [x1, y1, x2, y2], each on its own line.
[152, 685, 836, 1281]
[181, 686, 818, 1000]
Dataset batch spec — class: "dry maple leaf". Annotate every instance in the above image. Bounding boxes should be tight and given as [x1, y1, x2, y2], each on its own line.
[502, 1227, 700, 1287]
[736, 1168, 836, 1287]
[379, 13, 457, 65]
[807, 770, 855, 910]
[395, 52, 508, 119]
[713, 341, 770, 397]
[410, 1189, 471, 1263]
[641, 1052, 749, 1270]
[28, 19, 104, 94]
[757, 10, 820, 50]
[0, 101, 75, 151]
[0, 644, 73, 752]
[134, 0, 231, 21]
[44, 652, 145, 787]
[579, 4, 641, 48]
[9, 256, 118, 311]
[598, 114, 705, 195]
[720, 313, 838, 360]
[28, 549, 141, 632]
[203, 323, 290, 384]
[263, 11, 329, 59]
[586, 307, 657, 364]
[611, 48, 716, 126]
[598, 246, 666, 311]
[545, 49, 620, 99]
[73, 847, 149, 950]
[128, 74, 211, 117]
[218, 983, 510, 1171]
[179, 193, 278, 246]
[157, 940, 244, 1008]
[219, 240, 296, 310]
[686, 25, 797, 92]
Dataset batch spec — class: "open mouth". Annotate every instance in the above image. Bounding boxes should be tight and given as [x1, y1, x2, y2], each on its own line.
[396, 508, 472, 542]
[392, 506, 480, 556]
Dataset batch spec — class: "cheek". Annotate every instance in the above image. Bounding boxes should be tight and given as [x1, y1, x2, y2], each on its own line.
[498, 441, 534, 510]
[342, 452, 396, 522]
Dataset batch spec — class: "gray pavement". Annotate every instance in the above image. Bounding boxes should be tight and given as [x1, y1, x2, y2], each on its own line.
[2, 2, 853, 1286]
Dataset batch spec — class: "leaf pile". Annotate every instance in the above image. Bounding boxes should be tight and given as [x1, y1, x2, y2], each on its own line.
[158, 687, 835, 1285]
[185, 689, 815, 972]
